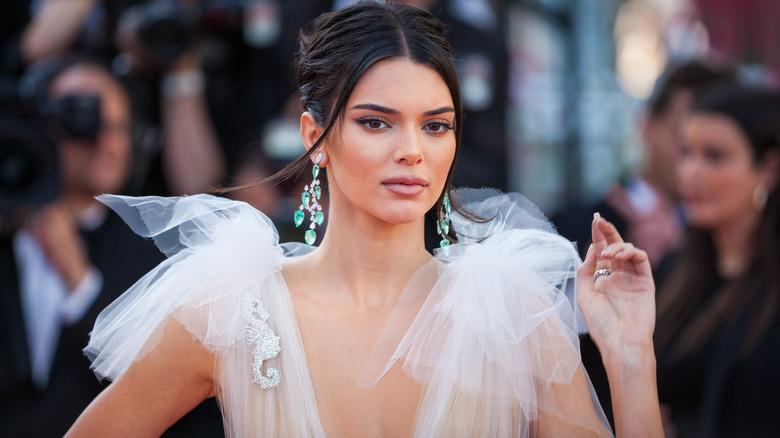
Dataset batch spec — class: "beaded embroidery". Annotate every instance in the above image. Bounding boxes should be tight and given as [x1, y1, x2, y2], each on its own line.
[242, 289, 281, 389]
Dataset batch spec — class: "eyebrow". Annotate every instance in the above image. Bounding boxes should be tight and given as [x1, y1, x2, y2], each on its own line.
[350, 103, 455, 117]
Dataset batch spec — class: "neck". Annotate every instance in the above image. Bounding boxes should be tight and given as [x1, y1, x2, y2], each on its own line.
[711, 211, 761, 278]
[311, 210, 433, 309]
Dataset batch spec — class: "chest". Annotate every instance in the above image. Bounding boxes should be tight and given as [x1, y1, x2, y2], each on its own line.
[292, 297, 422, 438]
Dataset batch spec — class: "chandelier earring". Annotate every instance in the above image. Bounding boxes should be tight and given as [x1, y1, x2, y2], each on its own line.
[436, 192, 452, 247]
[294, 152, 325, 245]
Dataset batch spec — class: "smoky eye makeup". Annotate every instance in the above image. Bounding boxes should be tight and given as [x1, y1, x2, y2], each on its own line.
[355, 117, 390, 130]
[424, 120, 454, 133]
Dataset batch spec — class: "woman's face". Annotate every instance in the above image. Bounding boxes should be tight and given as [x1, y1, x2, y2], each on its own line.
[323, 58, 456, 226]
[678, 113, 765, 230]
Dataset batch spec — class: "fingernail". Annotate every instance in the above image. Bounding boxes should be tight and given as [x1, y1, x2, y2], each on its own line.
[593, 212, 601, 220]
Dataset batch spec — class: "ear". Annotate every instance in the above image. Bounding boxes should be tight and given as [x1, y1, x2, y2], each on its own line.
[759, 149, 780, 191]
[300, 111, 329, 166]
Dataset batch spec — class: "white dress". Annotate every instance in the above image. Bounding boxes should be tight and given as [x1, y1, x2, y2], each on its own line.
[85, 189, 611, 437]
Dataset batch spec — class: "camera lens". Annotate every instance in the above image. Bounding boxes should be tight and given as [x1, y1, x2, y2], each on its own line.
[58, 94, 102, 140]
[0, 141, 37, 191]
[134, 0, 201, 66]
[0, 121, 60, 214]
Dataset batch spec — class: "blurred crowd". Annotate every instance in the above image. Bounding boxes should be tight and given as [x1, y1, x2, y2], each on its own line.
[553, 61, 780, 437]
[0, 0, 509, 436]
[0, 0, 779, 437]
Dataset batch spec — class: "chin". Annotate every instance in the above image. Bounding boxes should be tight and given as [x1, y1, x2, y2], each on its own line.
[378, 207, 428, 225]
[686, 211, 720, 231]
[91, 179, 125, 196]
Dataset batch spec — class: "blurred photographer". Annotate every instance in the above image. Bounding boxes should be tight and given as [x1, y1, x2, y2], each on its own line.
[21, 0, 227, 196]
[0, 57, 223, 437]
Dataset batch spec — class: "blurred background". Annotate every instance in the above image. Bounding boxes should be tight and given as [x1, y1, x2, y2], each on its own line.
[504, 0, 778, 215]
[1, 0, 778, 221]
[1, 1, 779, 436]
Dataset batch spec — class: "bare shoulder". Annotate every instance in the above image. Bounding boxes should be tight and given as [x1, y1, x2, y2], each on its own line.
[280, 252, 319, 299]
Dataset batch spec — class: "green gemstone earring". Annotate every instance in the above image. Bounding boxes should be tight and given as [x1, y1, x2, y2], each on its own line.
[437, 192, 452, 247]
[295, 152, 324, 245]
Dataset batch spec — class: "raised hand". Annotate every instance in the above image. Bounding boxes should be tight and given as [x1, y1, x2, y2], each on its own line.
[577, 213, 663, 437]
[30, 202, 91, 292]
[576, 213, 656, 355]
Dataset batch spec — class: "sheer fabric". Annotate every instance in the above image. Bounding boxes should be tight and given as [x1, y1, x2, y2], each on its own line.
[85, 189, 611, 437]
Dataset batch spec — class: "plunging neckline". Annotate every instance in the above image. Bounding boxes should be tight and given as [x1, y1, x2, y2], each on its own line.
[274, 257, 440, 437]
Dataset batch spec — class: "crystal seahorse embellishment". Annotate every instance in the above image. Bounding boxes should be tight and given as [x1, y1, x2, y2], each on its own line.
[242, 290, 281, 389]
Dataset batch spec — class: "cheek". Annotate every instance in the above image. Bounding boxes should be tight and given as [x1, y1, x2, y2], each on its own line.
[721, 175, 757, 208]
[697, 167, 756, 217]
[436, 150, 456, 187]
[431, 139, 456, 173]
[328, 142, 382, 194]
[59, 145, 89, 176]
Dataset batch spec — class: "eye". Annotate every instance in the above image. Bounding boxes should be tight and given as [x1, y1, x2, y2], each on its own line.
[703, 146, 726, 165]
[357, 117, 389, 130]
[424, 120, 454, 134]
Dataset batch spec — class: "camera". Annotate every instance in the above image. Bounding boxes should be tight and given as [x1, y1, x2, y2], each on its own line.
[118, 0, 249, 68]
[0, 93, 98, 233]
[120, 0, 203, 67]
[0, 119, 60, 233]
[0, 69, 99, 232]
[51, 94, 102, 140]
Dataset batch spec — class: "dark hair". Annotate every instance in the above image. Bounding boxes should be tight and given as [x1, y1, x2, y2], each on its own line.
[656, 85, 780, 357]
[239, 1, 467, 243]
[647, 60, 734, 118]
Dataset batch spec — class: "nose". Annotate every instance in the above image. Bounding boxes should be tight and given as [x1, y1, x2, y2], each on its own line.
[677, 153, 700, 190]
[394, 125, 424, 165]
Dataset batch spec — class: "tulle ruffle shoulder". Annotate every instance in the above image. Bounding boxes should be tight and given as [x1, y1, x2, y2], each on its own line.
[85, 189, 610, 437]
[358, 189, 608, 436]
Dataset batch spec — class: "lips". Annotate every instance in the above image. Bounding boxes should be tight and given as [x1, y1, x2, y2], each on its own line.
[382, 176, 428, 196]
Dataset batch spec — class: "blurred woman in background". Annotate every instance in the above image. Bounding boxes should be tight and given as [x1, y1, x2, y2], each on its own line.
[655, 84, 780, 437]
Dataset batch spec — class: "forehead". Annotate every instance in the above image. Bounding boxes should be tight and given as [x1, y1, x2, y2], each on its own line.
[684, 113, 751, 149]
[349, 58, 452, 107]
[50, 65, 129, 109]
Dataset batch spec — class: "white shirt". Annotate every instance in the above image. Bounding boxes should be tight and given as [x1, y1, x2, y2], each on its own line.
[13, 220, 104, 389]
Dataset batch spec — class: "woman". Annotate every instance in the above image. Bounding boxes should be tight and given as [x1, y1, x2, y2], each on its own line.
[67, 2, 662, 436]
[655, 85, 780, 437]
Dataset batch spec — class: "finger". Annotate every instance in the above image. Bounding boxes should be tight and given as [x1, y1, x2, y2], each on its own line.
[591, 214, 617, 275]
[591, 213, 608, 255]
[600, 242, 635, 259]
[577, 243, 597, 308]
[620, 245, 653, 279]
[600, 242, 653, 279]
[581, 242, 597, 276]
[596, 215, 624, 246]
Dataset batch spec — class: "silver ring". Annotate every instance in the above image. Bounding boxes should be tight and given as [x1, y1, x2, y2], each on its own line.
[593, 268, 612, 283]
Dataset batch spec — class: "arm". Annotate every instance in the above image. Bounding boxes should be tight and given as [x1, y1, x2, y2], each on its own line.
[577, 214, 663, 438]
[535, 365, 613, 437]
[31, 202, 91, 292]
[66, 315, 217, 436]
[20, 0, 96, 63]
[160, 54, 227, 195]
